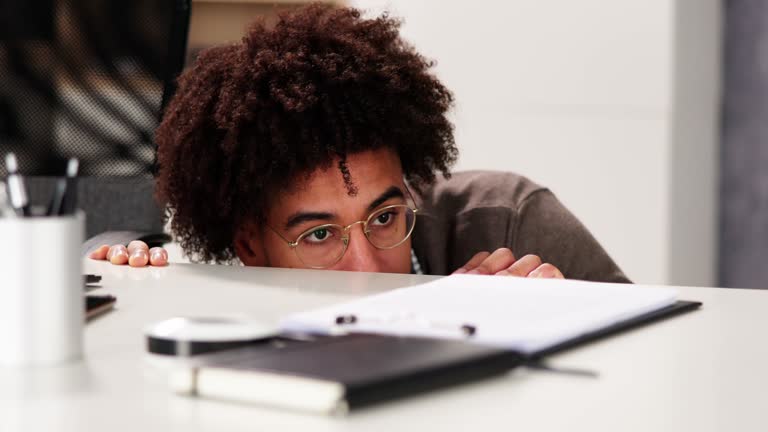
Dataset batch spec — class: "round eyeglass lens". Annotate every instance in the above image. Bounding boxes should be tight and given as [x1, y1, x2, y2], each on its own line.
[295, 225, 346, 268]
[366, 206, 416, 249]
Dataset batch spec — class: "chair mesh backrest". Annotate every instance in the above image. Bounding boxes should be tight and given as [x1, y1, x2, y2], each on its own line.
[0, 0, 189, 177]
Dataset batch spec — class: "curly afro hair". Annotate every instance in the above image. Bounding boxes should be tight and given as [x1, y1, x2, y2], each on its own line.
[155, 3, 457, 263]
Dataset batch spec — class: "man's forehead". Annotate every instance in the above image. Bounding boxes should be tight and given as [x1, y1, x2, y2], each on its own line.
[277, 148, 403, 201]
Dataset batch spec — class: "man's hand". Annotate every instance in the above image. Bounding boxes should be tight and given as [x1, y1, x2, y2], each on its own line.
[89, 240, 168, 267]
[452, 248, 564, 278]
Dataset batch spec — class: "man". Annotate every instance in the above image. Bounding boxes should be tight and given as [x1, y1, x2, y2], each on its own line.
[90, 4, 629, 283]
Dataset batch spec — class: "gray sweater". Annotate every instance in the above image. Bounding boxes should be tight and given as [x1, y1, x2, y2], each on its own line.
[410, 171, 630, 283]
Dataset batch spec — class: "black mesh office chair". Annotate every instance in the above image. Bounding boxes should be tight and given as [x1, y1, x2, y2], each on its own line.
[0, 0, 190, 251]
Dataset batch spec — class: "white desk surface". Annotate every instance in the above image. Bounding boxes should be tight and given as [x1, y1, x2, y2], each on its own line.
[2, 259, 767, 432]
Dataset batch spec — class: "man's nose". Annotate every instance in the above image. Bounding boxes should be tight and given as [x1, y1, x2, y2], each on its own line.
[335, 224, 383, 272]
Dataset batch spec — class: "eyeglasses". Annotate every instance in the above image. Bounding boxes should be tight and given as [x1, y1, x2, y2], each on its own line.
[268, 204, 418, 269]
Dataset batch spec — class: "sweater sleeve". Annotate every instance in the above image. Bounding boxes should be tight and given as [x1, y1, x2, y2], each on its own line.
[511, 189, 631, 283]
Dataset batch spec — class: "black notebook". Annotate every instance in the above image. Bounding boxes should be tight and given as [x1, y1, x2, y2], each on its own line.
[170, 276, 702, 414]
[171, 334, 524, 415]
[170, 300, 699, 414]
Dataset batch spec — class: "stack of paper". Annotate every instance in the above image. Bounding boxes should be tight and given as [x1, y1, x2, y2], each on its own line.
[281, 275, 678, 354]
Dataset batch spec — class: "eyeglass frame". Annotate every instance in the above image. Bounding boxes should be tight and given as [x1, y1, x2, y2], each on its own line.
[266, 186, 420, 269]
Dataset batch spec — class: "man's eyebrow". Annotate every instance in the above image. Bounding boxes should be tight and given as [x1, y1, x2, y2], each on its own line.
[283, 186, 404, 230]
[367, 186, 405, 212]
[284, 211, 335, 230]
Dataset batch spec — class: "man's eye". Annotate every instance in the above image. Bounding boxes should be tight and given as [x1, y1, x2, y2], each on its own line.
[373, 211, 395, 226]
[306, 228, 331, 243]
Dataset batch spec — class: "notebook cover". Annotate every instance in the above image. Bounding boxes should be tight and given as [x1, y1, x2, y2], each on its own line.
[193, 334, 524, 410]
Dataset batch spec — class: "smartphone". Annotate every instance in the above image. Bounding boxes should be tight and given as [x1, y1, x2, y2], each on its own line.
[86, 295, 116, 321]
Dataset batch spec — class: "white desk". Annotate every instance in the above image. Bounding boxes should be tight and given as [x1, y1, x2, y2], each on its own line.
[2, 260, 767, 432]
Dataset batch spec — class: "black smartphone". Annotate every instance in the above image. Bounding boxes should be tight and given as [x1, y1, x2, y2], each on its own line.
[86, 295, 116, 320]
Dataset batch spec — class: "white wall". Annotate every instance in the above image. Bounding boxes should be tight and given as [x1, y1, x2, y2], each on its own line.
[350, 0, 720, 286]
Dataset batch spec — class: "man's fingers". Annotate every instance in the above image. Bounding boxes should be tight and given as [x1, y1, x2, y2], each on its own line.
[453, 251, 491, 274]
[127, 240, 151, 267]
[106, 245, 128, 265]
[467, 248, 516, 275]
[528, 263, 565, 279]
[93, 241, 166, 267]
[495, 254, 542, 277]
[149, 247, 169, 267]
[89, 244, 110, 260]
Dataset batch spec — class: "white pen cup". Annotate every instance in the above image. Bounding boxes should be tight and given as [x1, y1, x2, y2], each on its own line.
[0, 212, 85, 366]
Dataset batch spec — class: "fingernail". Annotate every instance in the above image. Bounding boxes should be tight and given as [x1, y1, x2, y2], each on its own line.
[529, 269, 543, 278]
[150, 247, 168, 266]
[454, 268, 467, 274]
[129, 249, 149, 267]
[108, 246, 128, 264]
[467, 269, 481, 275]
[107, 246, 124, 260]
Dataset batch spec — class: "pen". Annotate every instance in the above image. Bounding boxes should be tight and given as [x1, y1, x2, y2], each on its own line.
[334, 314, 477, 337]
[47, 175, 67, 217]
[46, 158, 78, 216]
[4, 153, 30, 217]
[59, 158, 79, 216]
[0, 181, 16, 218]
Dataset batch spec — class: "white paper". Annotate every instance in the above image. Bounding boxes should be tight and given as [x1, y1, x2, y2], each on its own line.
[281, 275, 678, 354]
